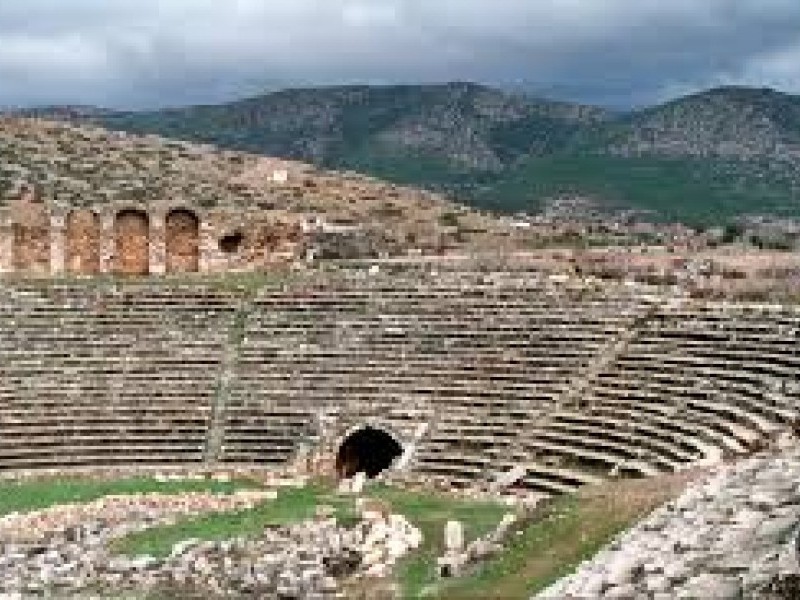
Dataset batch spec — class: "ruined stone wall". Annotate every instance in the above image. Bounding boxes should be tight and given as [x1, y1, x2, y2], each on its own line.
[10, 186, 51, 275]
[0, 186, 307, 277]
[66, 210, 101, 275]
[201, 210, 306, 273]
[114, 209, 150, 276]
[165, 209, 200, 274]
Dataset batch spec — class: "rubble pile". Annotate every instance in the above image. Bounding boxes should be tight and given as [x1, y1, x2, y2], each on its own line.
[0, 488, 423, 598]
[0, 489, 273, 544]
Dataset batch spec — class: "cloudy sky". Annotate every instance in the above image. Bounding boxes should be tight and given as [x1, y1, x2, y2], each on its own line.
[1, 0, 800, 110]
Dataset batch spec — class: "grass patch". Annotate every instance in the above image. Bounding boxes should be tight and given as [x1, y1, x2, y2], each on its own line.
[0, 476, 259, 518]
[435, 473, 697, 600]
[113, 481, 509, 597]
[363, 484, 508, 600]
[4, 475, 694, 600]
[111, 483, 356, 558]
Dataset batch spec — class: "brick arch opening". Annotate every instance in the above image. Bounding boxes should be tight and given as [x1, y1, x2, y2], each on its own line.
[335, 426, 403, 479]
[114, 209, 150, 276]
[165, 209, 200, 274]
[12, 204, 50, 275]
[66, 209, 100, 275]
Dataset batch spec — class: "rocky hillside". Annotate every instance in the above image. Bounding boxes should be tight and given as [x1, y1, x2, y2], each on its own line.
[609, 86, 800, 159]
[0, 116, 515, 255]
[17, 84, 800, 225]
[93, 82, 608, 176]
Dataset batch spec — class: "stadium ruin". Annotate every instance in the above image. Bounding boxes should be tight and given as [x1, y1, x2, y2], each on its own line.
[0, 117, 798, 599]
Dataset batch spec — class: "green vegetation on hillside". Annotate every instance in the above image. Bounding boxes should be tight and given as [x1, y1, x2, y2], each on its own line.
[470, 153, 800, 225]
[70, 83, 800, 226]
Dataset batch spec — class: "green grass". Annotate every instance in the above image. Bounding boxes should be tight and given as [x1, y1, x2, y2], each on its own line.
[3, 476, 690, 600]
[111, 480, 508, 597]
[435, 496, 601, 599]
[434, 475, 691, 600]
[0, 476, 259, 518]
[363, 484, 508, 600]
[111, 483, 356, 557]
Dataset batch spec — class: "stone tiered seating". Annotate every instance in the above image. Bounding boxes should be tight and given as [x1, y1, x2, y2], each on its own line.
[0, 281, 237, 471]
[221, 270, 653, 487]
[536, 302, 800, 483]
[0, 267, 796, 490]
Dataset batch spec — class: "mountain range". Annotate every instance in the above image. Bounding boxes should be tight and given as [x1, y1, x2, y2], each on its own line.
[15, 83, 800, 226]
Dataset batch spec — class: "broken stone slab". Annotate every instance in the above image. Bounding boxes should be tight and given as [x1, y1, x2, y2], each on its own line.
[603, 583, 638, 599]
[603, 553, 644, 586]
[493, 465, 526, 489]
[444, 520, 464, 553]
[351, 472, 367, 495]
[437, 552, 466, 578]
[676, 573, 742, 599]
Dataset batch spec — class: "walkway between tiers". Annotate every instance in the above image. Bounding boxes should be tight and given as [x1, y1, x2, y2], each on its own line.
[553, 299, 660, 412]
[204, 300, 250, 463]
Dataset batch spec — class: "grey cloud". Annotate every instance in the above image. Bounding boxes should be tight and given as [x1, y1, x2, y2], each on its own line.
[0, 0, 798, 109]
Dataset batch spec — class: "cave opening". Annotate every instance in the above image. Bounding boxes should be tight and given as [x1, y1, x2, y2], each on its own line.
[219, 232, 244, 254]
[335, 427, 403, 479]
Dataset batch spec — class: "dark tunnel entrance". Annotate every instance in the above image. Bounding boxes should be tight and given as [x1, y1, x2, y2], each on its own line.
[335, 427, 403, 479]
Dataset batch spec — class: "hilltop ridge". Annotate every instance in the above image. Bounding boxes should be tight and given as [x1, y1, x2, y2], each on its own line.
[9, 83, 800, 225]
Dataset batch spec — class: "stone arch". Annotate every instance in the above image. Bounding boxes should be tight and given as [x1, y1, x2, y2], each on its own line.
[12, 204, 50, 275]
[114, 209, 150, 275]
[335, 426, 403, 479]
[165, 208, 200, 273]
[65, 209, 100, 275]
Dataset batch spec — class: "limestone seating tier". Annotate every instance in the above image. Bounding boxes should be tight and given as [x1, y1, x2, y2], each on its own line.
[528, 303, 800, 486]
[0, 283, 237, 470]
[537, 447, 800, 599]
[222, 274, 653, 481]
[0, 271, 795, 492]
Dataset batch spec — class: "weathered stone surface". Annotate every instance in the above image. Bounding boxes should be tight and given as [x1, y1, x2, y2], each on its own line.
[0, 117, 517, 276]
[537, 447, 800, 599]
[444, 520, 465, 553]
[0, 485, 422, 599]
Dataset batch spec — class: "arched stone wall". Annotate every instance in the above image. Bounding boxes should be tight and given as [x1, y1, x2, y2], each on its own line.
[165, 208, 200, 273]
[65, 210, 100, 275]
[12, 203, 50, 275]
[0, 198, 304, 276]
[114, 209, 150, 275]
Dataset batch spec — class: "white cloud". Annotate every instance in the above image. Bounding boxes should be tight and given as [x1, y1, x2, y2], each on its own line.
[737, 43, 800, 93]
[341, 2, 399, 27]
